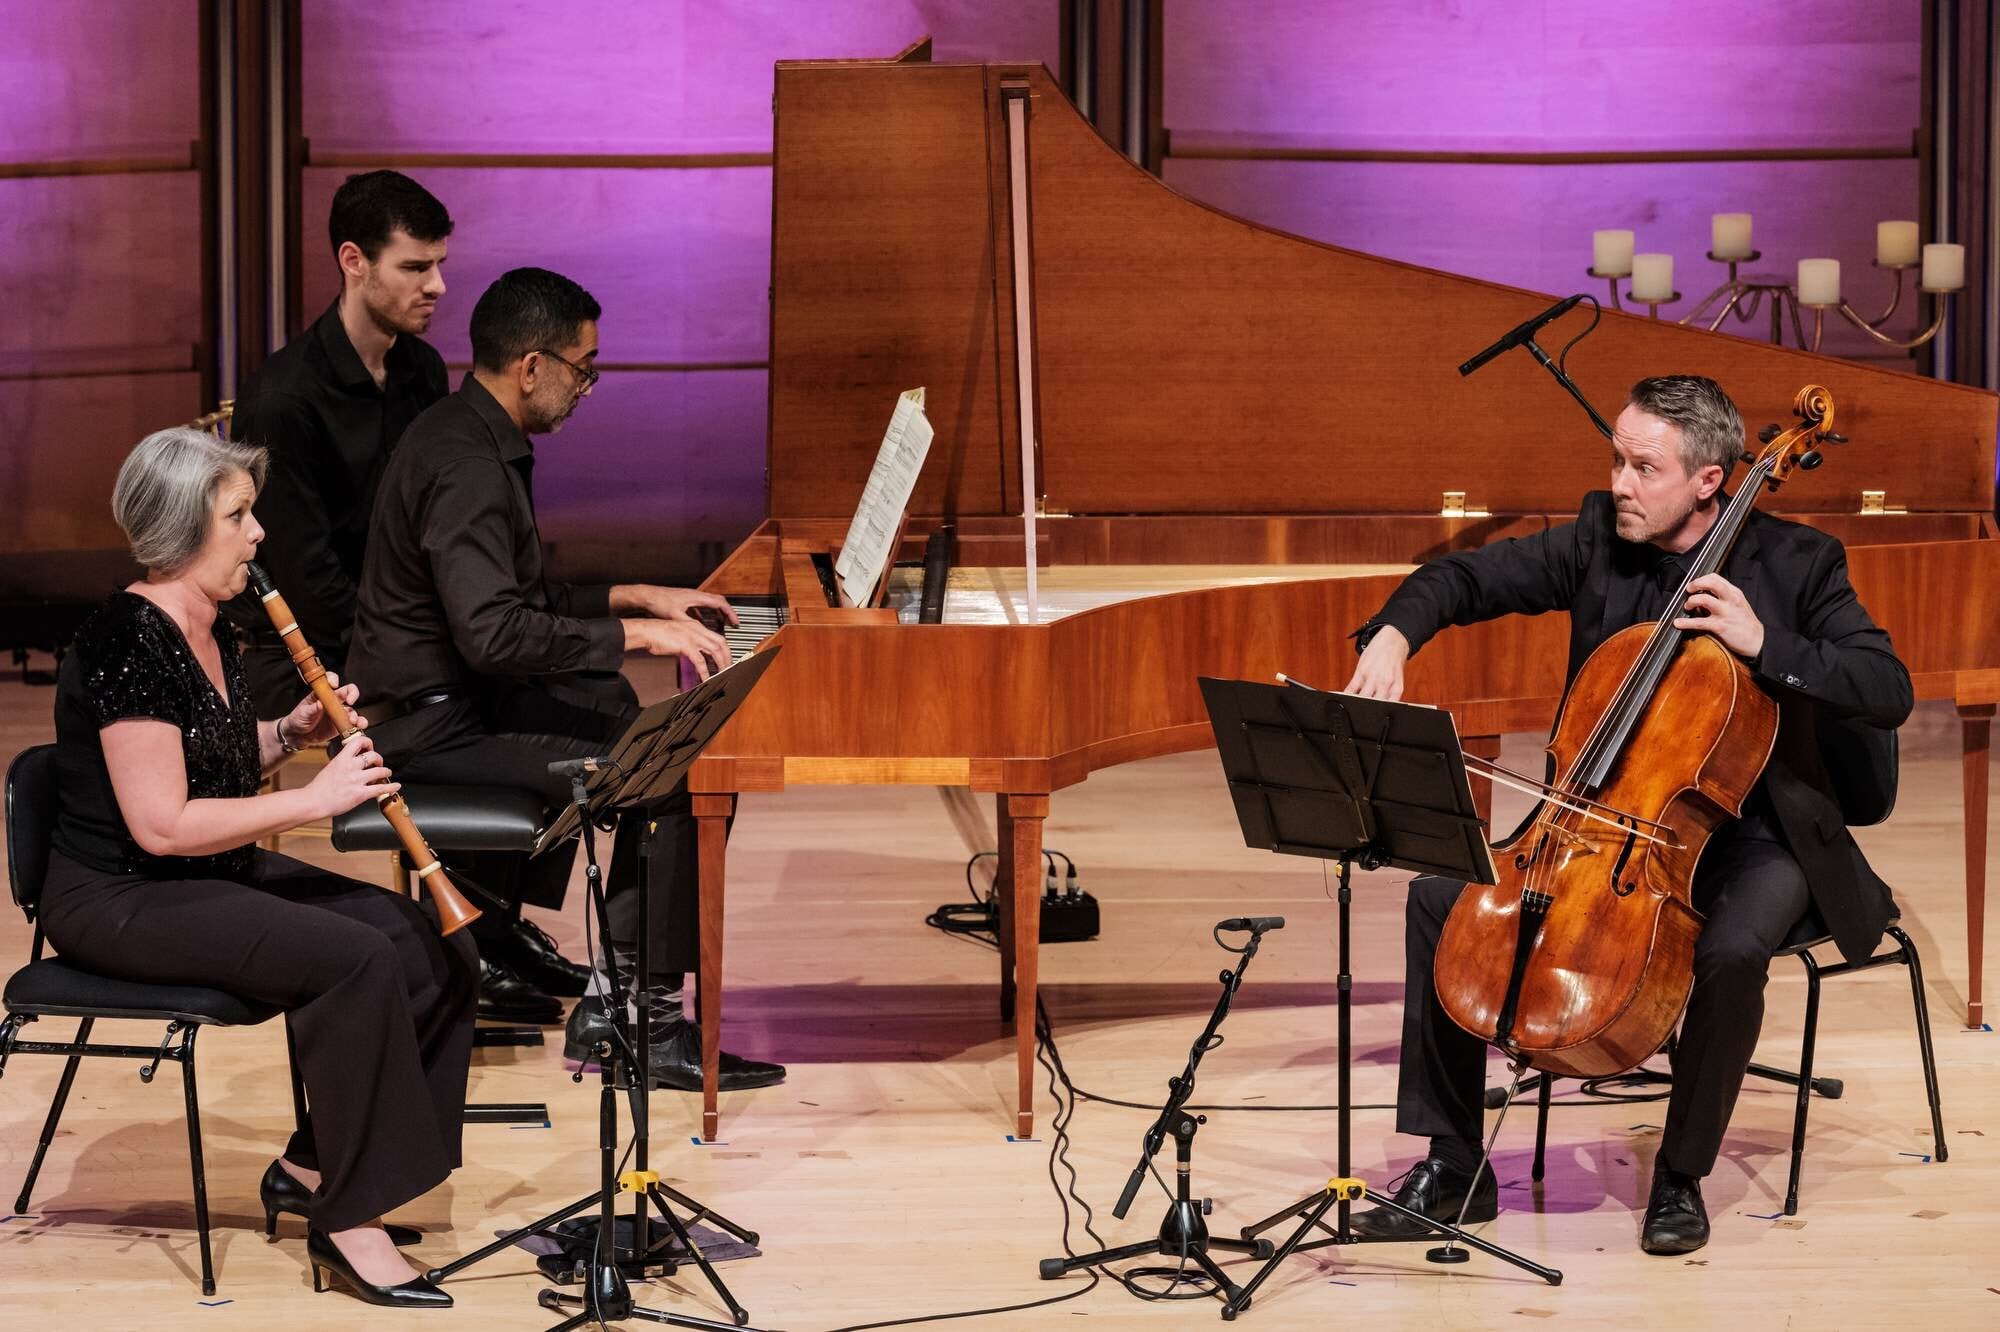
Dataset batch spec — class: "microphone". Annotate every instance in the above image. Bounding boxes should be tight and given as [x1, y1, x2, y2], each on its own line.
[1458, 293, 1586, 378]
[1218, 916, 1286, 933]
[547, 756, 612, 778]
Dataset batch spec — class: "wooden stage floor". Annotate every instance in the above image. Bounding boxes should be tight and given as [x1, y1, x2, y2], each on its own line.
[2, 664, 1995, 1329]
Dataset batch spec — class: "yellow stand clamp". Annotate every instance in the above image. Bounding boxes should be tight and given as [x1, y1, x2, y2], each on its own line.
[619, 1169, 661, 1194]
[1325, 1177, 1366, 1202]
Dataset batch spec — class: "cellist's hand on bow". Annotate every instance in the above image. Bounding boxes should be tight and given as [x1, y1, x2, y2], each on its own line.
[1344, 626, 1409, 700]
[1674, 573, 1765, 660]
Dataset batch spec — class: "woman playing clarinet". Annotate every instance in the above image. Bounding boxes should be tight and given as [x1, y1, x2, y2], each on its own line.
[40, 427, 475, 1308]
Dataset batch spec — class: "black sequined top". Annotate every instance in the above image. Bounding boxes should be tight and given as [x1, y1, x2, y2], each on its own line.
[51, 591, 262, 878]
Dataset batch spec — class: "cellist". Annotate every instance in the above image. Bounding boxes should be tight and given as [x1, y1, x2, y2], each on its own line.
[1342, 375, 1910, 1255]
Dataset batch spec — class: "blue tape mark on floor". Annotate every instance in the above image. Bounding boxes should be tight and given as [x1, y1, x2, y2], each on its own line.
[1628, 1122, 1661, 1131]
[1328, 1279, 1358, 1287]
[1899, 1152, 1933, 1162]
[197, 1299, 234, 1307]
[508, 1121, 552, 1130]
[1, 1215, 33, 1224]
[1748, 1211, 1784, 1220]
[1962, 1023, 1993, 1033]
[691, 1137, 731, 1147]
[1006, 1135, 1042, 1143]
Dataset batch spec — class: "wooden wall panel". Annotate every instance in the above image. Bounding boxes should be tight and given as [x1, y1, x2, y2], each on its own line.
[0, 372, 204, 556]
[299, 166, 773, 363]
[2, 2, 200, 159]
[0, 174, 204, 356]
[301, 0, 1059, 154]
[1165, 1, 1918, 152]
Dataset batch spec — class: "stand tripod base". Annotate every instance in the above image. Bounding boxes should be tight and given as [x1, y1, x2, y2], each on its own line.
[1039, 1199, 1274, 1308]
[1425, 1245, 1471, 1264]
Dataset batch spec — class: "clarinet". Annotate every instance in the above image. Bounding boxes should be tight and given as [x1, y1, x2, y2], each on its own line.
[245, 562, 481, 936]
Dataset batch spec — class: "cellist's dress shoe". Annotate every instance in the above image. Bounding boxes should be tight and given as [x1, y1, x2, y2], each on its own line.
[1348, 1157, 1498, 1239]
[564, 999, 785, 1091]
[1640, 1169, 1710, 1255]
[475, 957, 565, 1025]
[260, 1161, 423, 1247]
[306, 1228, 451, 1308]
[495, 917, 591, 997]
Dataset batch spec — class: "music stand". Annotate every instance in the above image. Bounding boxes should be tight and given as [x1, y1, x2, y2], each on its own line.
[428, 649, 780, 1331]
[1194, 676, 1561, 1317]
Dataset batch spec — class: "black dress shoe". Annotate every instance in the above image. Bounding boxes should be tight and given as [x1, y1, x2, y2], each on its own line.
[1348, 1157, 1499, 1239]
[476, 958, 565, 1025]
[496, 917, 591, 997]
[1640, 1169, 1710, 1255]
[260, 1161, 423, 1247]
[564, 999, 785, 1091]
[307, 1228, 451, 1308]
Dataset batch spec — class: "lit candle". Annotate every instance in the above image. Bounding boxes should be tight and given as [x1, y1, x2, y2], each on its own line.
[1711, 213, 1753, 260]
[1876, 220, 1919, 267]
[1593, 229, 1635, 277]
[1631, 253, 1674, 302]
[1922, 242, 1966, 291]
[1797, 258, 1841, 307]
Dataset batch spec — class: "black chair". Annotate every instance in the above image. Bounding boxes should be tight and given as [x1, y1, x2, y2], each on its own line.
[330, 780, 556, 1124]
[1519, 910, 1947, 1215]
[1514, 726, 1946, 1214]
[0, 744, 306, 1296]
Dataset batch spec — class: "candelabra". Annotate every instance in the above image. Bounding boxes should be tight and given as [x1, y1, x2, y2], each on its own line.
[1587, 216, 1964, 352]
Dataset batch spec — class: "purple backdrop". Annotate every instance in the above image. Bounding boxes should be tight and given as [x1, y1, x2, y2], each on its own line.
[2, 1, 1935, 566]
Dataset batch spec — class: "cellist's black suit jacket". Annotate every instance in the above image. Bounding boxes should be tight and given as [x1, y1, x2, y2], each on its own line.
[1359, 490, 1913, 964]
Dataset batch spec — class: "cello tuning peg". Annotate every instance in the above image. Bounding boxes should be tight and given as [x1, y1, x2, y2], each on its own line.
[1758, 424, 1783, 443]
[1822, 431, 1848, 445]
[1799, 450, 1824, 470]
[1739, 450, 1757, 465]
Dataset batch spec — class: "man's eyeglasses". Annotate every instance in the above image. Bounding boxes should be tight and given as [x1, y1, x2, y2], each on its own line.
[534, 348, 600, 391]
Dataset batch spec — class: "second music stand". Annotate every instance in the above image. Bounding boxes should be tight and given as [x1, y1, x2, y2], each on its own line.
[1195, 676, 1561, 1317]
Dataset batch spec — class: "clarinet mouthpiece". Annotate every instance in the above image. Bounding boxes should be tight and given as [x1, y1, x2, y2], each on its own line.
[244, 561, 276, 597]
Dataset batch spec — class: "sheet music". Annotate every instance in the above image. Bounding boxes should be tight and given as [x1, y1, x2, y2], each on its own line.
[835, 387, 934, 608]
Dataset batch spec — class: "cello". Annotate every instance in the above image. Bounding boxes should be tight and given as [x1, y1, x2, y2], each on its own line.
[1433, 385, 1845, 1079]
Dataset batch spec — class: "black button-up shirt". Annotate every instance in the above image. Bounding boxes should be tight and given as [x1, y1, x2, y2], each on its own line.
[345, 375, 624, 708]
[221, 300, 447, 659]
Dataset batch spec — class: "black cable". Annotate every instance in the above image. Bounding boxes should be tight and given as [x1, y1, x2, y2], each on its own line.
[812, 1002, 1103, 1332]
[1552, 292, 1600, 374]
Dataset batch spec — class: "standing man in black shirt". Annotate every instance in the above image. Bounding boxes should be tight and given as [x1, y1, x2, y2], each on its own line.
[348, 267, 783, 1092]
[224, 170, 451, 715]
[223, 172, 588, 1023]
[1338, 376, 1909, 1256]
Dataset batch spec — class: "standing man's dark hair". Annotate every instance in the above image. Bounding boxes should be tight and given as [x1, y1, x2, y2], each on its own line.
[329, 170, 455, 265]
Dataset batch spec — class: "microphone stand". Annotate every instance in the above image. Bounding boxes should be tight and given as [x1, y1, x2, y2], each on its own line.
[1517, 336, 1614, 440]
[1035, 920, 1279, 1304]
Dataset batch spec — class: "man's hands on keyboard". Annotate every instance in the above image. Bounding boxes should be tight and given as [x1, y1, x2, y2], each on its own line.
[624, 617, 729, 680]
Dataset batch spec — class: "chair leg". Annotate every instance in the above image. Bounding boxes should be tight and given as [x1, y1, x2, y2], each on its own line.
[1888, 925, 1949, 1164]
[16, 1017, 93, 1213]
[178, 1026, 216, 1297]
[1786, 950, 1822, 1216]
[1532, 1074, 1552, 1182]
[284, 1016, 309, 1136]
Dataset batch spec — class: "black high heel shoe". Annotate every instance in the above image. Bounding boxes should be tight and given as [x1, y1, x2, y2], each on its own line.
[306, 1228, 452, 1308]
[261, 1161, 424, 1247]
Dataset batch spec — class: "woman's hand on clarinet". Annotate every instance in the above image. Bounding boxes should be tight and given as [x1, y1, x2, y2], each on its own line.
[284, 673, 364, 748]
[307, 734, 400, 817]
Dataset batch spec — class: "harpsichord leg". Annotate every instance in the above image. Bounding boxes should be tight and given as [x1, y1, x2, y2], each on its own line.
[1005, 793, 1048, 1139]
[695, 792, 736, 1141]
[1962, 704, 1993, 1029]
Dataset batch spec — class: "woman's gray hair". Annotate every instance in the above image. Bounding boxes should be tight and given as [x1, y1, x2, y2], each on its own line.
[1626, 375, 1746, 478]
[111, 427, 269, 574]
